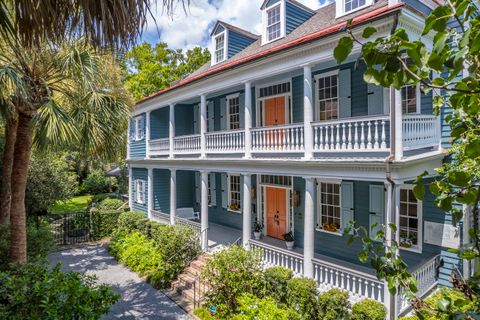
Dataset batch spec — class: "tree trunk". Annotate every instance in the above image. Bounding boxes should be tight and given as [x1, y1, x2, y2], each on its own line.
[9, 112, 34, 263]
[0, 115, 18, 225]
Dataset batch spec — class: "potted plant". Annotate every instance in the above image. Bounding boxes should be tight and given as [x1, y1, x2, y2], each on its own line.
[253, 223, 263, 240]
[283, 231, 295, 250]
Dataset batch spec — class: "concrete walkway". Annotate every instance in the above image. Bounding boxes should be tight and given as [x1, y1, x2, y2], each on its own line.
[48, 244, 191, 320]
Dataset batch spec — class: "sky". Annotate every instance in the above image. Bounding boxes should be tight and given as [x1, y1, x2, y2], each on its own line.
[141, 0, 333, 50]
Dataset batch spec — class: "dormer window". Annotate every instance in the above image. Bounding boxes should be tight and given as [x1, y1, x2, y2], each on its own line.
[336, 0, 373, 18]
[214, 33, 225, 64]
[261, 1, 285, 45]
[267, 5, 281, 41]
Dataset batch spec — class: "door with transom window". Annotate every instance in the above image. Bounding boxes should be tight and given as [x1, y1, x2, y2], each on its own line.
[265, 186, 287, 239]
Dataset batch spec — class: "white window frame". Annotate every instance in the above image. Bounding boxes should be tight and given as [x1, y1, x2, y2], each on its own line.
[316, 179, 343, 236]
[314, 69, 340, 122]
[262, 1, 285, 45]
[255, 79, 292, 127]
[401, 83, 421, 114]
[134, 116, 144, 141]
[335, 0, 373, 18]
[399, 185, 423, 253]
[135, 179, 146, 204]
[226, 93, 241, 130]
[227, 174, 241, 213]
[213, 31, 227, 65]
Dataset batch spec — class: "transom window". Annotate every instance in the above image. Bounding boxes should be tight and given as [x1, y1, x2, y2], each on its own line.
[317, 182, 341, 232]
[401, 84, 418, 114]
[134, 116, 144, 140]
[228, 174, 241, 212]
[345, 0, 366, 13]
[266, 5, 281, 41]
[259, 82, 290, 98]
[399, 188, 421, 251]
[316, 73, 338, 121]
[227, 95, 240, 130]
[214, 33, 225, 63]
[135, 179, 146, 204]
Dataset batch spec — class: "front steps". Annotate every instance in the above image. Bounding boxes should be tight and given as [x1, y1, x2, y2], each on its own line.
[163, 254, 211, 314]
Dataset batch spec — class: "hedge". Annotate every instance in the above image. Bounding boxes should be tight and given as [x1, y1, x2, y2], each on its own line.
[89, 208, 123, 240]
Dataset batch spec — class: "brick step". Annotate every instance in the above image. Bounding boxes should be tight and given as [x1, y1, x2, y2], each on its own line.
[163, 290, 194, 313]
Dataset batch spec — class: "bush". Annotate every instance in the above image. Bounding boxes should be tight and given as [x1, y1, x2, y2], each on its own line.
[232, 293, 300, 320]
[82, 170, 115, 195]
[96, 198, 125, 210]
[89, 208, 123, 240]
[88, 193, 117, 207]
[264, 266, 293, 304]
[115, 211, 148, 234]
[317, 288, 351, 320]
[285, 277, 318, 320]
[0, 262, 119, 319]
[351, 299, 386, 320]
[202, 245, 265, 317]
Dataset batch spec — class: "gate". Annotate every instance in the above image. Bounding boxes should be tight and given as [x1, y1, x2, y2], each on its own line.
[51, 211, 90, 245]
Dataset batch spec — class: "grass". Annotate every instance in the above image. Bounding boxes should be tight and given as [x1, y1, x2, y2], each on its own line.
[49, 195, 92, 214]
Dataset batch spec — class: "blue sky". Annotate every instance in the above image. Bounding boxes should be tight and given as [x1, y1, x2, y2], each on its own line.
[141, 0, 332, 50]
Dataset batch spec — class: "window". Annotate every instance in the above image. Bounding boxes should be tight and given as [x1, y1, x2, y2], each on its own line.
[214, 33, 225, 63]
[266, 5, 281, 42]
[399, 188, 422, 252]
[134, 116, 144, 140]
[345, 0, 366, 13]
[401, 84, 418, 114]
[228, 174, 241, 212]
[227, 95, 240, 130]
[317, 182, 341, 233]
[316, 73, 339, 121]
[135, 179, 146, 204]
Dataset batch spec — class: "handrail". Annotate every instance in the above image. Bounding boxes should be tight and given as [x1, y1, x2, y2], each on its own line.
[311, 115, 389, 126]
[311, 256, 380, 282]
[205, 128, 245, 136]
[150, 137, 169, 142]
[251, 122, 304, 131]
[232, 236, 242, 246]
[164, 227, 207, 266]
[250, 239, 304, 259]
[173, 133, 201, 139]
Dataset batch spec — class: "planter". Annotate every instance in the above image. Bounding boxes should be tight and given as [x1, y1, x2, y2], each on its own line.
[253, 231, 262, 240]
[285, 241, 294, 250]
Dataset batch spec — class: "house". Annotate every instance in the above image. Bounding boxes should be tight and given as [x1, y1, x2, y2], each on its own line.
[128, 0, 465, 317]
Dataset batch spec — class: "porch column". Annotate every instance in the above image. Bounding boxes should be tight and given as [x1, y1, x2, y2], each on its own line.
[200, 94, 207, 158]
[145, 111, 151, 158]
[147, 168, 153, 218]
[384, 182, 396, 319]
[244, 81, 252, 159]
[169, 103, 175, 159]
[170, 169, 177, 225]
[393, 88, 403, 160]
[303, 177, 315, 278]
[303, 65, 314, 160]
[200, 171, 209, 250]
[242, 174, 252, 246]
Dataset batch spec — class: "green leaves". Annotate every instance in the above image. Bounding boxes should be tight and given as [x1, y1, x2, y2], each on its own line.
[423, 6, 452, 35]
[413, 171, 428, 201]
[334, 36, 353, 64]
[362, 27, 377, 39]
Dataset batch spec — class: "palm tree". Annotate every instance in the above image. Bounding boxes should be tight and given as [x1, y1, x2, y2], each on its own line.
[0, 40, 132, 262]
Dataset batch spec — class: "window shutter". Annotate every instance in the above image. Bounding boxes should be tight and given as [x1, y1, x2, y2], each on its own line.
[221, 173, 228, 209]
[195, 172, 200, 205]
[132, 179, 137, 202]
[340, 181, 354, 233]
[220, 98, 226, 131]
[367, 83, 384, 115]
[193, 104, 200, 134]
[142, 181, 146, 204]
[369, 184, 385, 238]
[338, 69, 351, 119]
[141, 115, 146, 139]
[207, 101, 214, 132]
[210, 173, 217, 206]
[129, 119, 135, 141]
[239, 93, 245, 129]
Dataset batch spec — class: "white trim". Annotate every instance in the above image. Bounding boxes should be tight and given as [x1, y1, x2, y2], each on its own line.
[134, 116, 144, 141]
[314, 69, 340, 122]
[212, 30, 228, 65]
[336, 0, 374, 19]
[315, 179, 343, 235]
[226, 93, 241, 130]
[255, 79, 292, 127]
[262, 0, 286, 45]
[227, 173, 242, 213]
[398, 184, 423, 254]
[135, 179, 146, 204]
[313, 69, 339, 80]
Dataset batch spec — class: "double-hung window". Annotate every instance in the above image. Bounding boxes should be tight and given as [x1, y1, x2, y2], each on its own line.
[135, 179, 146, 204]
[134, 116, 144, 140]
[316, 72, 339, 121]
[214, 33, 225, 64]
[266, 5, 281, 42]
[401, 84, 419, 114]
[227, 94, 240, 130]
[317, 182, 341, 233]
[345, 0, 366, 13]
[399, 188, 422, 252]
[228, 174, 241, 212]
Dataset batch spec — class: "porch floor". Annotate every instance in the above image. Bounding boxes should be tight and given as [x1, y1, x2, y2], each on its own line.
[206, 223, 242, 251]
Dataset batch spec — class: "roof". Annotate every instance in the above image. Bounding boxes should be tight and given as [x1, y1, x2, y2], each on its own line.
[137, 0, 403, 106]
[210, 20, 259, 39]
[260, 0, 316, 12]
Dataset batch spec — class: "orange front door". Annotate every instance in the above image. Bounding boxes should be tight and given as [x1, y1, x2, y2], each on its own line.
[264, 96, 286, 126]
[266, 187, 287, 239]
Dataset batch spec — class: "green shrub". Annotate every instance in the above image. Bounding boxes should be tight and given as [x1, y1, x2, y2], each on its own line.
[89, 208, 123, 240]
[264, 266, 293, 304]
[351, 299, 386, 320]
[194, 307, 220, 320]
[202, 245, 265, 317]
[88, 193, 116, 206]
[286, 277, 318, 320]
[317, 288, 351, 320]
[0, 262, 119, 319]
[96, 198, 125, 210]
[82, 170, 115, 195]
[231, 293, 300, 320]
[115, 211, 148, 234]
[398, 317, 419, 320]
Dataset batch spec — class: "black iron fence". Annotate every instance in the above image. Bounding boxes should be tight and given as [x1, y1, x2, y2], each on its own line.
[50, 211, 89, 245]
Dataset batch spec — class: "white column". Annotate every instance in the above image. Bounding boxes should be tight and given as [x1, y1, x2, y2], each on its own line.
[384, 182, 395, 319]
[242, 174, 252, 246]
[127, 119, 131, 160]
[201, 171, 209, 250]
[128, 166, 133, 209]
[145, 111, 151, 158]
[244, 81, 253, 159]
[303, 65, 314, 160]
[394, 88, 403, 160]
[169, 103, 175, 159]
[200, 95, 207, 158]
[304, 177, 315, 278]
[170, 169, 177, 225]
[147, 168, 153, 218]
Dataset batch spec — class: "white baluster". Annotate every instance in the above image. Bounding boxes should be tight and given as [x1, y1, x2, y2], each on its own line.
[354, 122, 359, 149]
[319, 127, 324, 150]
[360, 122, 365, 149]
[300, 127, 304, 150]
[314, 127, 318, 150]
[347, 123, 352, 150]
[341, 123, 346, 149]
[374, 120, 379, 149]
[381, 120, 386, 149]
[335, 124, 341, 150]
[367, 121, 372, 149]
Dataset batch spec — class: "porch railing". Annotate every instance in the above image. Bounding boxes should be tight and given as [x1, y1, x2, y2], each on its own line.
[312, 116, 389, 152]
[151, 210, 170, 224]
[206, 129, 245, 153]
[174, 216, 201, 236]
[252, 123, 304, 152]
[403, 115, 439, 151]
[173, 134, 201, 153]
[149, 138, 170, 156]
[312, 257, 384, 303]
[250, 240, 304, 275]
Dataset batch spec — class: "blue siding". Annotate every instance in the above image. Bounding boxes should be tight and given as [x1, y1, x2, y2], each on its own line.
[213, 25, 225, 35]
[175, 104, 195, 136]
[420, 90, 433, 115]
[292, 75, 303, 123]
[265, 0, 280, 7]
[177, 170, 196, 208]
[151, 108, 169, 139]
[131, 168, 148, 214]
[227, 31, 256, 58]
[153, 168, 169, 213]
[403, 0, 432, 16]
[285, 1, 314, 35]
[212, 90, 245, 131]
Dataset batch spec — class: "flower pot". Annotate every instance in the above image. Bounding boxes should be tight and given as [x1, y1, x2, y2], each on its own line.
[254, 231, 262, 240]
[285, 241, 294, 250]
